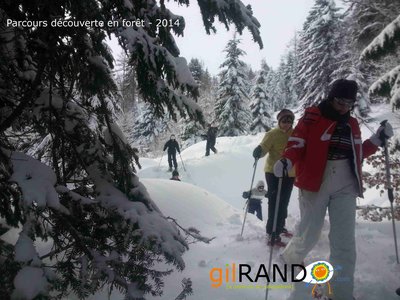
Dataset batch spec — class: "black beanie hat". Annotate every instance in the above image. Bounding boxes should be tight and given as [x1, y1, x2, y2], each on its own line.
[172, 170, 179, 176]
[277, 109, 295, 122]
[328, 79, 358, 101]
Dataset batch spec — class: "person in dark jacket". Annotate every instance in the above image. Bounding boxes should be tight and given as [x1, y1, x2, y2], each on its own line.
[242, 180, 266, 221]
[170, 170, 181, 181]
[205, 124, 218, 156]
[163, 135, 180, 171]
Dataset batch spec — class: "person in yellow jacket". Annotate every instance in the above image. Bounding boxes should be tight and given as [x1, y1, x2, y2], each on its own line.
[252, 109, 295, 247]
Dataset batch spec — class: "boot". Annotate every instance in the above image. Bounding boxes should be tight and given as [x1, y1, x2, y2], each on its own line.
[281, 228, 293, 238]
[267, 235, 286, 248]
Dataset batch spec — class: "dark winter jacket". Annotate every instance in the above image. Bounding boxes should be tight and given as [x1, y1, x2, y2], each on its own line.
[163, 140, 180, 154]
[206, 127, 218, 141]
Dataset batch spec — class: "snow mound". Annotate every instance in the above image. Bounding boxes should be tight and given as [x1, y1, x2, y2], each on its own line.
[141, 178, 244, 235]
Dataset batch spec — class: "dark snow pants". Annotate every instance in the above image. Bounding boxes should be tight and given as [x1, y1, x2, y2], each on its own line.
[205, 139, 217, 156]
[168, 152, 178, 169]
[265, 172, 294, 237]
[248, 201, 263, 221]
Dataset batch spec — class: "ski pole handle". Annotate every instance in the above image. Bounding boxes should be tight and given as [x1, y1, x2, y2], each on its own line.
[380, 120, 390, 142]
[388, 188, 394, 203]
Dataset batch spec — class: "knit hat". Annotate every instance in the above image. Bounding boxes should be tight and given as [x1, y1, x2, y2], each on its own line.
[328, 79, 358, 102]
[277, 109, 295, 123]
[172, 170, 179, 177]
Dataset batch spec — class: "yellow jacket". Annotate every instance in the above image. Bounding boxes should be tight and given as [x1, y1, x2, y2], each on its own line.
[259, 127, 295, 177]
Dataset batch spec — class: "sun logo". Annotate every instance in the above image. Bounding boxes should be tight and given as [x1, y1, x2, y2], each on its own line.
[311, 262, 330, 282]
[296, 260, 334, 298]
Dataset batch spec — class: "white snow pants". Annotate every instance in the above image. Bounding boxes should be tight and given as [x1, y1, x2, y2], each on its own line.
[282, 159, 358, 300]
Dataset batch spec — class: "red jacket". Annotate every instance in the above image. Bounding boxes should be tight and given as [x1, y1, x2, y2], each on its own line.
[283, 106, 378, 197]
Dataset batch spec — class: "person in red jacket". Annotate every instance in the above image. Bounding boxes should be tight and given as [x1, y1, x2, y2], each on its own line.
[273, 79, 393, 300]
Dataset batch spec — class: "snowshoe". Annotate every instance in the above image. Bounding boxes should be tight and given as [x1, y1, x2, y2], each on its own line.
[312, 285, 329, 299]
[326, 297, 356, 300]
[267, 236, 286, 248]
[281, 228, 293, 238]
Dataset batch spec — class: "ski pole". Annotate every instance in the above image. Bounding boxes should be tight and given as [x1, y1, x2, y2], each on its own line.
[353, 111, 376, 134]
[381, 120, 399, 264]
[158, 152, 163, 169]
[240, 158, 259, 237]
[265, 160, 287, 300]
[179, 152, 186, 172]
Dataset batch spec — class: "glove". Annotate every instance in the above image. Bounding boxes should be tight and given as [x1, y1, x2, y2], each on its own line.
[253, 145, 262, 159]
[370, 121, 394, 147]
[273, 158, 293, 177]
[242, 191, 249, 199]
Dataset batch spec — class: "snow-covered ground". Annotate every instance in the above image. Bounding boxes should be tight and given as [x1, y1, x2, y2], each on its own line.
[118, 104, 399, 300]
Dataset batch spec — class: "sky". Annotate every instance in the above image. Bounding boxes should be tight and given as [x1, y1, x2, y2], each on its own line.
[108, 0, 320, 75]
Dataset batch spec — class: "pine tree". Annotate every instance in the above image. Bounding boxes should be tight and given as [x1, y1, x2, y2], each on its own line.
[188, 58, 206, 84]
[180, 59, 216, 148]
[263, 65, 281, 111]
[244, 64, 257, 95]
[296, 0, 342, 107]
[115, 52, 138, 115]
[357, 5, 400, 222]
[332, 0, 400, 116]
[345, 0, 399, 48]
[361, 14, 400, 110]
[125, 102, 170, 154]
[329, 14, 371, 116]
[276, 38, 300, 109]
[250, 61, 273, 133]
[274, 58, 292, 110]
[0, 0, 262, 298]
[215, 36, 252, 136]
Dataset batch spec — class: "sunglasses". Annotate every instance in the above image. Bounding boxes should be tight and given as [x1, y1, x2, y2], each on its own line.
[334, 97, 354, 108]
[258, 186, 264, 189]
[280, 117, 294, 124]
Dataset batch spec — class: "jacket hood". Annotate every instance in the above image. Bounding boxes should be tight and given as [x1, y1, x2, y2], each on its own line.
[256, 180, 265, 188]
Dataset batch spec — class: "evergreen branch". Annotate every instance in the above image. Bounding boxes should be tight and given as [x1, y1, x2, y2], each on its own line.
[166, 217, 215, 244]
[51, 211, 94, 259]
[0, 63, 46, 132]
[175, 278, 193, 300]
[39, 243, 73, 260]
[361, 14, 400, 60]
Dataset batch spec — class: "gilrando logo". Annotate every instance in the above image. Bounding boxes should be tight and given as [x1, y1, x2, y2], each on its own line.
[209, 263, 306, 288]
[209, 260, 335, 292]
